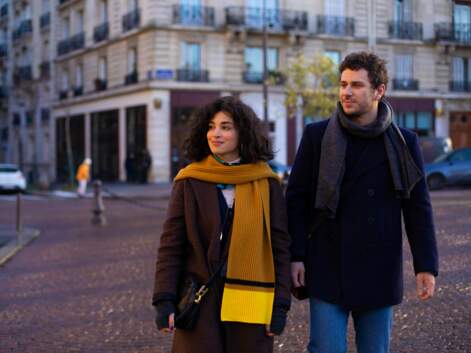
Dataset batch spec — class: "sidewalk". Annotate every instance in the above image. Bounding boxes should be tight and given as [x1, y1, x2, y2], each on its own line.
[0, 226, 40, 266]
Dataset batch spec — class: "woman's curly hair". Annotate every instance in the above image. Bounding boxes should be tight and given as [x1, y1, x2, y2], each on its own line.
[182, 96, 274, 163]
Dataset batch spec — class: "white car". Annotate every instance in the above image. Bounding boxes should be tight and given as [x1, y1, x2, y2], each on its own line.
[0, 164, 27, 192]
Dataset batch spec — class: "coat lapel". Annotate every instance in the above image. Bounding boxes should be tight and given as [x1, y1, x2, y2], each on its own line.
[344, 137, 388, 185]
[189, 179, 223, 272]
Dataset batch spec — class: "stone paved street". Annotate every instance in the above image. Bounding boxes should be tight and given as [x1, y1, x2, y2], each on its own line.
[0, 188, 470, 353]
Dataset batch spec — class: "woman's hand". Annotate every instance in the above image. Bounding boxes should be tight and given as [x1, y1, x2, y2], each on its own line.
[155, 301, 176, 333]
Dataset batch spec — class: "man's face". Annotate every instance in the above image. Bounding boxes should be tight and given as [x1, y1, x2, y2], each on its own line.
[339, 68, 384, 118]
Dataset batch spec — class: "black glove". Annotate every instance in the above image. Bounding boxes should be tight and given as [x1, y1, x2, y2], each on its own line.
[270, 305, 288, 335]
[154, 301, 176, 330]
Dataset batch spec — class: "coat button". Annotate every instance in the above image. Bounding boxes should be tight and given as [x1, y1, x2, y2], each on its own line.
[368, 189, 375, 197]
[368, 216, 375, 224]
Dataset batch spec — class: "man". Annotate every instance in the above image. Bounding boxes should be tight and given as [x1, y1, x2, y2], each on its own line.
[76, 158, 91, 197]
[286, 52, 438, 353]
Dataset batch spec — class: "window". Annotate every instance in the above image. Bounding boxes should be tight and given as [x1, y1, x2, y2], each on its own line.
[449, 149, 471, 162]
[395, 54, 413, 79]
[99, 0, 108, 23]
[63, 17, 70, 39]
[75, 64, 83, 88]
[180, 42, 201, 70]
[325, 0, 344, 16]
[452, 57, 471, 82]
[62, 69, 69, 91]
[394, 0, 412, 22]
[76, 10, 84, 33]
[245, 0, 280, 29]
[42, 0, 50, 14]
[324, 51, 341, 66]
[244, 47, 279, 73]
[395, 111, 433, 136]
[127, 48, 137, 74]
[98, 57, 107, 80]
[454, 4, 471, 42]
[128, 0, 138, 12]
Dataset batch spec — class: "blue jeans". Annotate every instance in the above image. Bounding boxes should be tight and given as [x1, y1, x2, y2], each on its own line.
[308, 297, 393, 353]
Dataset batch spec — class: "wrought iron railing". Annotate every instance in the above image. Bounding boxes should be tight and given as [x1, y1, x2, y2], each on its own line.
[392, 78, 419, 91]
[125, 71, 139, 85]
[225, 7, 308, 31]
[94, 22, 109, 42]
[435, 22, 471, 45]
[176, 69, 209, 82]
[315, 15, 355, 36]
[388, 21, 423, 40]
[40, 13, 51, 29]
[449, 81, 471, 92]
[122, 9, 140, 32]
[242, 70, 285, 84]
[94, 78, 107, 91]
[172, 5, 215, 26]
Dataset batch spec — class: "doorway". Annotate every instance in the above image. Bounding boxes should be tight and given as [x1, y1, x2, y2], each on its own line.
[91, 110, 119, 181]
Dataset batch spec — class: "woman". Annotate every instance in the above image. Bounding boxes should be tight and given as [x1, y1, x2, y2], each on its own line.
[152, 96, 291, 353]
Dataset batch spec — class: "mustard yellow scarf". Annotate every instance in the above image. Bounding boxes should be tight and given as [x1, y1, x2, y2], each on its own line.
[174, 156, 279, 325]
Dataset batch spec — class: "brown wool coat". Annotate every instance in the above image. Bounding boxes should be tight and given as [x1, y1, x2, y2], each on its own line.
[153, 178, 291, 353]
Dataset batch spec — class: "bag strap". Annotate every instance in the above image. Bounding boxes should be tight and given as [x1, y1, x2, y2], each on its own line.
[194, 206, 233, 304]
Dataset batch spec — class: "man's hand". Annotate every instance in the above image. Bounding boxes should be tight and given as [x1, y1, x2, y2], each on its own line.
[416, 272, 435, 300]
[291, 262, 305, 288]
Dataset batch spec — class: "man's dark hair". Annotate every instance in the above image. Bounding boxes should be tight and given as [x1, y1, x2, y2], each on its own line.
[182, 96, 274, 162]
[339, 51, 388, 89]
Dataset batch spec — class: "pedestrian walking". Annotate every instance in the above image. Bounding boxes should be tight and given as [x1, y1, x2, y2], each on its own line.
[286, 52, 439, 353]
[153, 96, 291, 353]
[76, 158, 91, 197]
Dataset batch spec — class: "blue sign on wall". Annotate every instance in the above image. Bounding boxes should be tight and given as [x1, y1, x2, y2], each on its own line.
[156, 69, 173, 80]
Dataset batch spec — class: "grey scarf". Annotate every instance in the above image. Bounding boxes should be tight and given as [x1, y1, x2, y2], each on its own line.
[315, 100, 423, 219]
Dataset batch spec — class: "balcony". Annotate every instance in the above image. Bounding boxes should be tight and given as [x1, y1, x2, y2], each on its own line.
[94, 22, 109, 43]
[15, 66, 33, 82]
[122, 9, 140, 32]
[449, 81, 471, 92]
[40, 61, 50, 78]
[73, 86, 83, 97]
[176, 69, 209, 82]
[243, 70, 285, 85]
[40, 13, 51, 29]
[225, 7, 308, 32]
[315, 15, 355, 37]
[70, 32, 85, 51]
[172, 4, 215, 27]
[392, 78, 419, 91]
[94, 78, 107, 91]
[0, 44, 7, 57]
[388, 21, 423, 40]
[12, 19, 33, 41]
[435, 23, 471, 45]
[59, 90, 68, 100]
[57, 32, 85, 56]
[59, 0, 73, 5]
[124, 71, 138, 85]
[57, 38, 71, 56]
[0, 4, 8, 18]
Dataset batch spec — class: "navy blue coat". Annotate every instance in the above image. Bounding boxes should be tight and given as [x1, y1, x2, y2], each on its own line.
[286, 120, 439, 310]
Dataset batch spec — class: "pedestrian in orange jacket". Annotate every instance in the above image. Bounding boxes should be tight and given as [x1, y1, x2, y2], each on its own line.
[76, 158, 91, 197]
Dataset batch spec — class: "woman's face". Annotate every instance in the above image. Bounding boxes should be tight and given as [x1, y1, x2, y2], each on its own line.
[206, 111, 240, 162]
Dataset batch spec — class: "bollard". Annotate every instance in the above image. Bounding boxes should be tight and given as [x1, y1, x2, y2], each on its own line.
[16, 192, 23, 244]
[91, 180, 107, 226]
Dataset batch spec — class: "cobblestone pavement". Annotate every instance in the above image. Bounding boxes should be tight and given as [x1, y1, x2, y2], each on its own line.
[0, 188, 469, 353]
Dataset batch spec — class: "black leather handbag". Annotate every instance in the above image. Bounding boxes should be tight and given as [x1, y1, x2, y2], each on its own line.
[175, 208, 232, 330]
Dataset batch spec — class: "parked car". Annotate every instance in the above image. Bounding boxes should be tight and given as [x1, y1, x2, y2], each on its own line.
[424, 147, 471, 190]
[268, 160, 291, 187]
[419, 136, 453, 163]
[0, 164, 27, 193]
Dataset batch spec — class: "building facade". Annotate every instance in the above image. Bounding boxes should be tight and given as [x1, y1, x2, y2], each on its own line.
[1, 0, 471, 185]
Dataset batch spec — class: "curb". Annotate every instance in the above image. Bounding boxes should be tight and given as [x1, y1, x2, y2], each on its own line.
[0, 228, 40, 267]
